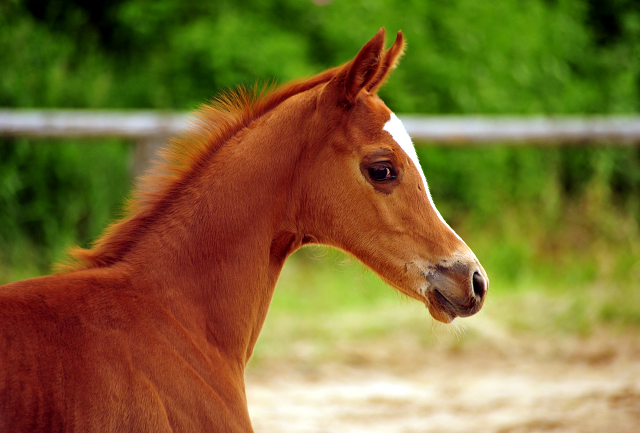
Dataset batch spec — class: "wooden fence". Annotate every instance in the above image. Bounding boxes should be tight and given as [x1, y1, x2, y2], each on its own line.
[2, 109, 640, 178]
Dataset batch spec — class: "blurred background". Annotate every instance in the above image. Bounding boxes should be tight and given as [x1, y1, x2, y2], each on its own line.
[1, 1, 640, 428]
[0, 0, 640, 431]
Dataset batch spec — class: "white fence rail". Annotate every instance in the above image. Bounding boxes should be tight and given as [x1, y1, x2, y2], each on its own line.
[3, 110, 640, 143]
[0, 110, 190, 139]
[2, 109, 640, 177]
[399, 115, 640, 144]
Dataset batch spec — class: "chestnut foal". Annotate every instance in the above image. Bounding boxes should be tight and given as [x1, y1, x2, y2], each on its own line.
[0, 29, 487, 432]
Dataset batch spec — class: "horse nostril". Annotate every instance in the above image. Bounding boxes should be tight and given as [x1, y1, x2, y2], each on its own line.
[472, 271, 486, 299]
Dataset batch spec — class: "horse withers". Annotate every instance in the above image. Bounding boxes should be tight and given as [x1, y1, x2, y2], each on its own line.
[0, 29, 487, 432]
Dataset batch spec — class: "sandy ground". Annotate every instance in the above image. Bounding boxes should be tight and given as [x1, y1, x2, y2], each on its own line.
[245, 330, 640, 432]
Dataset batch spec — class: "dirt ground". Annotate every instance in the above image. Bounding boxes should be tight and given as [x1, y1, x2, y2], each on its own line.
[245, 330, 640, 432]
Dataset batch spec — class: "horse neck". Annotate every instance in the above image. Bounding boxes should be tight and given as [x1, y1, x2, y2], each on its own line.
[127, 91, 319, 365]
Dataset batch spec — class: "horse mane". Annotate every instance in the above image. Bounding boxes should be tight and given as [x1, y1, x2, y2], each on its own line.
[58, 67, 342, 273]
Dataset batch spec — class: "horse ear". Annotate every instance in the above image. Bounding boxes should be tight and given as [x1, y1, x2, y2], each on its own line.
[366, 31, 405, 93]
[332, 28, 387, 107]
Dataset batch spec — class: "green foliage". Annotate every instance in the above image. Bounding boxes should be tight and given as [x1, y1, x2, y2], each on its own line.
[0, 139, 130, 279]
[5, 0, 640, 112]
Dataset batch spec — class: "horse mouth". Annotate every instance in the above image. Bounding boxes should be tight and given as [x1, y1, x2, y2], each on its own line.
[426, 289, 457, 323]
[426, 288, 483, 324]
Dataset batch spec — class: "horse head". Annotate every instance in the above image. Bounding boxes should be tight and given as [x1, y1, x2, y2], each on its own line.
[297, 29, 488, 323]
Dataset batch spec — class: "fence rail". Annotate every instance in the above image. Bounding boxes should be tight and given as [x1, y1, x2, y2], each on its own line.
[3, 109, 640, 143]
[2, 109, 640, 177]
[0, 110, 190, 139]
[399, 115, 640, 144]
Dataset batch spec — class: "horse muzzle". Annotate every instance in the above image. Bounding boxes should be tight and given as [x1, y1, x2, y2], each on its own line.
[422, 262, 488, 323]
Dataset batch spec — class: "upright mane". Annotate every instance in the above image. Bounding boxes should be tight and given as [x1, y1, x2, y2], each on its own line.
[59, 67, 342, 272]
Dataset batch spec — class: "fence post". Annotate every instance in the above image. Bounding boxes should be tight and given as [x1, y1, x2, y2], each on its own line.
[133, 135, 170, 183]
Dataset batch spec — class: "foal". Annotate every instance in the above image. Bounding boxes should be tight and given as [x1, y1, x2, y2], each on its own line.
[0, 29, 487, 432]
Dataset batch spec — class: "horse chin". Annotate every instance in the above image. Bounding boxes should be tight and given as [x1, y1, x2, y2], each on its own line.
[426, 289, 458, 324]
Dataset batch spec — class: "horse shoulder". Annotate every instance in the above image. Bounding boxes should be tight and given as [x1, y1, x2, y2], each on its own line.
[0, 275, 80, 431]
[0, 272, 253, 432]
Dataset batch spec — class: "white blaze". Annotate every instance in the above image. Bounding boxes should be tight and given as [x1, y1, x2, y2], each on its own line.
[383, 112, 462, 241]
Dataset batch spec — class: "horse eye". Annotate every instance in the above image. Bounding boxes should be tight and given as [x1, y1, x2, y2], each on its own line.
[368, 165, 396, 181]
